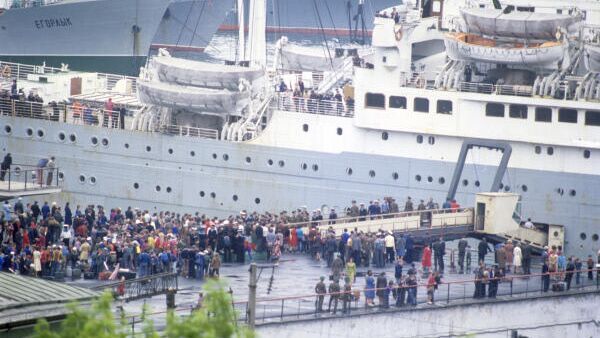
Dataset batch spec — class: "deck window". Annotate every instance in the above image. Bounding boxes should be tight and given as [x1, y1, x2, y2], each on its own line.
[414, 98, 429, 113]
[535, 107, 552, 122]
[389, 96, 407, 109]
[509, 104, 527, 119]
[437, 100, 453, 114]
[486, 103, 504, 117]
[585, 111, 600, 126]
[365, 93, 385, 109]
[558, 108, 577, 123]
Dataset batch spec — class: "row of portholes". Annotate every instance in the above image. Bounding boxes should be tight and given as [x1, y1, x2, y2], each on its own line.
[580, 233, 599, 241]
[415, 175, 447, 185]
[416, 135, 435, 145]
[556, 188, 577, 197]
[78, 174, 97, 185]
[534, 145, 554, 156]
[198, 191, 261, 204]
[90, 136, 109, 147]
[132, 182, 172, 193]
[4, 125, 78, 144]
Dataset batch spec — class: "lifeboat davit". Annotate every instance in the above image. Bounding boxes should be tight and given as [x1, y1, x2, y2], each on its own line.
[584, 43, 600, 72]
[444, 32, 566, 66]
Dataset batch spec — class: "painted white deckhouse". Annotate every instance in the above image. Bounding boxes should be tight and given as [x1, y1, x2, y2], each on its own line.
[0, 1, 599, 257]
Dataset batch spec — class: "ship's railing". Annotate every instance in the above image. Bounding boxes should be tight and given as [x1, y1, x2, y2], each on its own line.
[457, 81, 534, 97]
[272, 94, 355, 118]
[0, 164, 61, 192]
[160, 124, 219, 139]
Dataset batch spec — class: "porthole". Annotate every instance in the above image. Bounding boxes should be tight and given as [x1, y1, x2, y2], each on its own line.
[521, 185, 528, 192]
[428, 136, 435, 145]
[91, 136, 99, 145]
[267, 159, 274, 166]
[210, 192, 216, 198]
[58, 172, 64, 181]
[534, 146, 541, 154]
[124, 143, 129, 149]
[439, 177, 445, 184]
[69, 134, 77, 143]
[89, 176, 96, 185]
[26, 128, 33, 137]
[146, 146, 152, 152]
[4, 125, 12, 134]
[302, 124, 309, 132]
[415, 175, 422, 182]
[223, 154, 229, 161]
[475, 180, 480, 187]
[312, 164, 319, 171]
[58, 132, 66, 142]
[369, 170, 376, 178]
[569, 189, 576, 197]
[381, 131, 389, 140]
[336, 127, 343, 135]
[13, 167, 21, 176]
[232, 195, 238, 201]
[254, 197, 261, 204]
[583, 150, 590, 159]
[504, 185, 510, 192]
[556, 188, 564, 196]
[212, 153, 217, 159]
[593, 234, 599, 241]
[199, 191, 205, 197]
[301, 163, 308, 170]
[168, 148, 173, 154]
[37, 129, 45, 138]
[547, 147, 554, 155]
[133, 182, 139, 189]
[155, 185, 161, 192]
[79, 175, 86, 183]
[553, 231, 559, 238]
[427, 176, 433, 183]
[278, 160, 285, 167]
[245, 156, 251, 164]
[166, 187, 172, 193]
[346, 168, 353, 175]
[580, 233, 587, 240]
[462, 179, 468, 186]
[499, 183, 504, 190]
[416, 135, 423, 144]
[392, 172, 399, 180]
[190, 150, 195, 157]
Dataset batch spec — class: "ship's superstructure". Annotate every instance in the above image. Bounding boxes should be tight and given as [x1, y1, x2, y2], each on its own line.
[0, 0, 599, 257]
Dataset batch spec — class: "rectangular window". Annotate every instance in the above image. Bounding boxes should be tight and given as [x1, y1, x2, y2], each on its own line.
[389, 96, 407, 109]
[535, 107, 552, 122]
[414, 97, 429, 113]
[509, 104, 528, 119]
[558, 108, 578, 123]
[437, 100, 453, 114]
[486, 103, 504, 117]
[365, 93, 385, 109]
[585, 111, 600, 126]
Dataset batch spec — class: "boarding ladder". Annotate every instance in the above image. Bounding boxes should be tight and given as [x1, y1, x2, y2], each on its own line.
[316, 57, 354, 95]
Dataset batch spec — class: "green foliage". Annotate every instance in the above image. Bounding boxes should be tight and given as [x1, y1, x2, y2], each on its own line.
[33, 280, 254, 338]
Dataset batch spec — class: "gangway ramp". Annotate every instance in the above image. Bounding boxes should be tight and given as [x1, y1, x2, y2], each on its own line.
[0, 164, 61, 201]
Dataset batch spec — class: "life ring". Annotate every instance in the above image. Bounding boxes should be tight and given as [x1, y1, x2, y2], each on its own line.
[1, 65, 10, 78]
[394, 26, 403, 41]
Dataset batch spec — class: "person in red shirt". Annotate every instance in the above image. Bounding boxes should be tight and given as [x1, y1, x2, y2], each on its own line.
[450, 199, 460, 213]
[422, 244, 432, 276]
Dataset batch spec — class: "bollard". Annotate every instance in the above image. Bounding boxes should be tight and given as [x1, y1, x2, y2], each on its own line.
[166, 287, 176, 309]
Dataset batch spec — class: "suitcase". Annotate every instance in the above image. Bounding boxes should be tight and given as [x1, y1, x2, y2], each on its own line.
[83, 272, 96, 280]
[98, 271, 111, 280]
[552, 282, 566, 292]
[72, 268, 82, 280]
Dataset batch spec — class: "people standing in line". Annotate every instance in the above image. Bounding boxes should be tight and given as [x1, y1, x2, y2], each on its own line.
[478, 238, 491, 265]
[328, 278, 340, 314]
[422, 244, 432, 277]
[315, 276, 326, 313]
[346, 257, 356, 284]
[364, 270, 375, 307]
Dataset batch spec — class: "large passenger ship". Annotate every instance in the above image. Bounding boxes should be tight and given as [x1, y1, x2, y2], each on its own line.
[0, 0, 599, 257]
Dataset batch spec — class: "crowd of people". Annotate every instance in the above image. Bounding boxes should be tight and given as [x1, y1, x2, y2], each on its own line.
[277, 79, 355, 116]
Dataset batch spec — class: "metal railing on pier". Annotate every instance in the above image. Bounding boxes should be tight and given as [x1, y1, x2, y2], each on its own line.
[0, 164, 61, 192]
[91, 272, 178, 301]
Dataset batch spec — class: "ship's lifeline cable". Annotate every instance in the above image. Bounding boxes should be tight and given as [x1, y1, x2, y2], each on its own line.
[186, 0, 209, 56]
[312, 0, 335, 71]
[175, 0, 198, 47]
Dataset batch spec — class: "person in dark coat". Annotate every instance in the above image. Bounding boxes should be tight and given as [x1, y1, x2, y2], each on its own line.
[565, 257, 575, 290]
[0, 153, 12, 181]
[542, 259, 550, 292]
[376, 272, 387, 306]
[478, 238, 491, 264]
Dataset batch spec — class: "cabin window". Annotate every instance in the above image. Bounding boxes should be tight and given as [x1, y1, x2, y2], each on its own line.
[414, 98, 429, 113]
[389, 96, 407, 109]
[437, 100, 452, 114]
[556, 9, 562, 14]
[517, 6, 534, 12]
[365, 93, 385, 109]
[509, 104, 527, 119]
[486, 103, 504, 117]
[558, 108, 577, 123]
[585, 111, 600, 126]
[535, 107, 552, 122]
